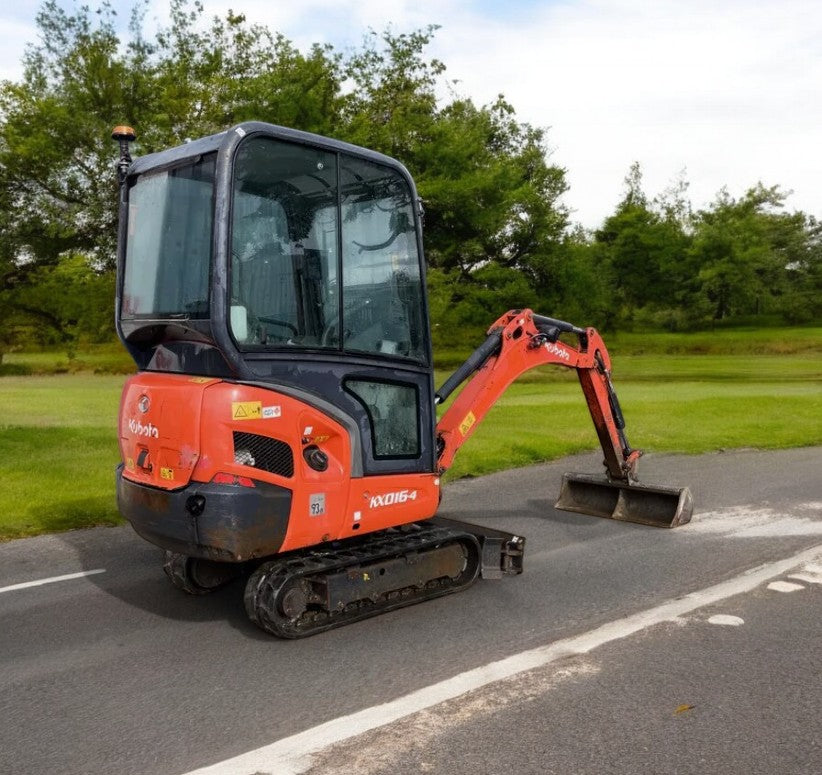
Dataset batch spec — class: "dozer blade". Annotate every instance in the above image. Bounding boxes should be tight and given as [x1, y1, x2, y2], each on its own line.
[555, 473, 693, 528]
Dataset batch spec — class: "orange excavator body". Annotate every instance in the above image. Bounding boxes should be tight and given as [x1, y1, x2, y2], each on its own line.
[112, 122, 691, 636]
[119, 372, 440, 560]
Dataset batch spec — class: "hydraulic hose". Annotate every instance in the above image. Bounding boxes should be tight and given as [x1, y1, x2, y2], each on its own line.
[531, 313, 587, 337]
[434, 330, 502, 404]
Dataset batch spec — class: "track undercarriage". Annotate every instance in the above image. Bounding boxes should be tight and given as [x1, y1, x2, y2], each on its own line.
[164, 520, 524, 638]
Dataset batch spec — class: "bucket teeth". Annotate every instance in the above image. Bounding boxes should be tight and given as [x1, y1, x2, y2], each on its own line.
[555, 473, 693, 528]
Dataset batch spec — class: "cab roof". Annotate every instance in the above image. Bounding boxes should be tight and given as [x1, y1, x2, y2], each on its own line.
[128, 121, 407, 178]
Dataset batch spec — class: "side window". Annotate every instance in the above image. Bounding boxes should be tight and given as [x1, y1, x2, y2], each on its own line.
[345, 379, 420, 458]
[124, 155, 215, 318]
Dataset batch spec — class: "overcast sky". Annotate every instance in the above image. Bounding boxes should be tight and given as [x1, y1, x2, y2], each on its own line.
[1, 0, 821, 228]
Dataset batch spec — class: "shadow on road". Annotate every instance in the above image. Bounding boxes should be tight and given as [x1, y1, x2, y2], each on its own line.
[55, 525, 274, 642]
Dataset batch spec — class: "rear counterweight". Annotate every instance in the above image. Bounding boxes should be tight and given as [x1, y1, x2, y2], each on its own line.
[116, 465, 292, 561]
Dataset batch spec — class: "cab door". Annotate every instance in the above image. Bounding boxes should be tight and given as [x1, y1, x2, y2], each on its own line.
[224, 130, 436, 477]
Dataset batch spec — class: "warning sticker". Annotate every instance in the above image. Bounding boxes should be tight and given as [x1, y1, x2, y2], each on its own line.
[458, 411, 477, 437]
[262, 405, 282, 419]
[160, 467, 174, 481]
[232, 401, 262, 420]
[189, 377, 217, 384]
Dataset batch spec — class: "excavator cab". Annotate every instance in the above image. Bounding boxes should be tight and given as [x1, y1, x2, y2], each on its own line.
[113, 122, 691, 638]
[118, 124, 437, 478]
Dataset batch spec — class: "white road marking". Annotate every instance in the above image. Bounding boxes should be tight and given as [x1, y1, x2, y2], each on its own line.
[735, 519, 822, 538]
[707, 614, 745, 626]
[789, 573, 822, 585]
[180, 543, 822, 775]
[685, 503, 822, 538]
[767, 580, 805, 593]
[789, 561, 822, 585]
[0, 569, 106, 594]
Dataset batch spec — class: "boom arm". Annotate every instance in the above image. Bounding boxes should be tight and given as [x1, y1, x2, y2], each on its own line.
[435, 309, 641, 482]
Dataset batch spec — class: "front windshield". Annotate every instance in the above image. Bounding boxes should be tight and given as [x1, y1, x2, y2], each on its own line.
[122, 154, 215, 318]
[230, 136, 426, 361]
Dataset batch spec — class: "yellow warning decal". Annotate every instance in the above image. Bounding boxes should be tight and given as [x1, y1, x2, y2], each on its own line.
[126, 457, 135, 470]
[160, 467, 174, 481]
[458, 411, 476, 437]
[189, 376, 217, 384]
[232, 401, 262, 420]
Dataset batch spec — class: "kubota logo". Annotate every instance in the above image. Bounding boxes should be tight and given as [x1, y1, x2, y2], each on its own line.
[128, 418, 159, 438]
[545, 341, 571, 361]
[369, 489, 417, 509]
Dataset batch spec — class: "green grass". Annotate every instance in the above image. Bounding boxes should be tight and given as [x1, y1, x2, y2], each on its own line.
[1, 344, 133, 376]
[0, 375, 127, 540]
[1, 330, 821, 540]
[441, 378, 822, 480]
[603, 325, 822, 355]
[434, 325, 822, 368]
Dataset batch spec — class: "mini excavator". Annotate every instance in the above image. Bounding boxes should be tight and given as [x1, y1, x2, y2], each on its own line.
[112, 122, 692, 638]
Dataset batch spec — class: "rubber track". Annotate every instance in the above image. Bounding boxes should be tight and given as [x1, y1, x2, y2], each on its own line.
[163, 552, 213, 595]
[244, 522, 481, 638]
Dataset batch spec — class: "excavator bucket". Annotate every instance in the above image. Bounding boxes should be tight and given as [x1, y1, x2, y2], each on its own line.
[555, 473, 693, 528]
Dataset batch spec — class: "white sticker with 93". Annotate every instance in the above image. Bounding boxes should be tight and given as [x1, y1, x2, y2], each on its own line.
[309, 493, 326, 517]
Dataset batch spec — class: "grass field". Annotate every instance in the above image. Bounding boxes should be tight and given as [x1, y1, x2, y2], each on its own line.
[0, 375, 125, 540]
[1, 328, 821, 540]
[433, 325, 822, 368]
[441, 374, 821, 479]
[0, 343, 133, 376]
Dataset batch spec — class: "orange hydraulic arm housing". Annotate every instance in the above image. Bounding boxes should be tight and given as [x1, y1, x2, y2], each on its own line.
[435, 309, 641, 482]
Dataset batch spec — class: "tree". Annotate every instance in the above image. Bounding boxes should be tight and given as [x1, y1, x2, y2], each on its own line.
[0, 2, 126, 273]
[0, 0, 147, 357]
[689, 184, 808, 321]
[341, 26, 444, 159]
[149, 1, 345, 144]
[1, 2, 571, 353]
[594, 163, 693, 326]
[415, 98, 568, 277]
[782, 216, 822, 322]
[340, 29, 568, 284]
[592, 167, 822, 329]
[543, 228, 613, 325]
[11, 253, 114, 352]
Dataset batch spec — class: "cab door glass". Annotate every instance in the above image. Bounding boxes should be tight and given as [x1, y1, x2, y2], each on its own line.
[230, 138, 339, 348]
[340, 158, 426, 362]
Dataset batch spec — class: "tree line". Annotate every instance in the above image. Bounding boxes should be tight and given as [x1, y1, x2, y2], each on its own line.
[1, 0, 819, 361]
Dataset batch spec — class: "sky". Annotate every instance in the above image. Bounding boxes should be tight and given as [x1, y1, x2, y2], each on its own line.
[1, 0, 821, 229]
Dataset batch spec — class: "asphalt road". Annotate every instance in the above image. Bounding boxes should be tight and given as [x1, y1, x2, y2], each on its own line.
[1, 447, 820, 775]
